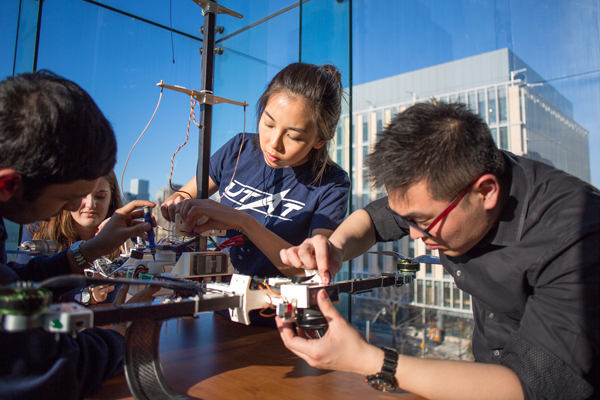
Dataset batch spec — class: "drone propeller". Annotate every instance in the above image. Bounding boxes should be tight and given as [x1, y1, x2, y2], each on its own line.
[368, 250, 441, 265]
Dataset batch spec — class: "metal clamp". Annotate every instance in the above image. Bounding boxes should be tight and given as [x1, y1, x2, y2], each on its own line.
[190, 0, 243, 19]
[157, 81, 248, 108]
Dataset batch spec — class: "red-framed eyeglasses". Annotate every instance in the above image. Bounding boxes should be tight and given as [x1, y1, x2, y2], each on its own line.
[387, 181, 475, 238]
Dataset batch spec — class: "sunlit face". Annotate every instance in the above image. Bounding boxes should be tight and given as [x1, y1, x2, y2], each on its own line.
[71, 177, 111, 231]
[387, 180, 490, 257]
[259, 93, 325, 169]
[8, 179, 100, 225]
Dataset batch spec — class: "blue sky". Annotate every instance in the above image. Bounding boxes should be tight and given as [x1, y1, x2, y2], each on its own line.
[1, 0, 599, 199]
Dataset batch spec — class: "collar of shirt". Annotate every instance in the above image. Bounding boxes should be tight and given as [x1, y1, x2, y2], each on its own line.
[477, 151, 530, 247]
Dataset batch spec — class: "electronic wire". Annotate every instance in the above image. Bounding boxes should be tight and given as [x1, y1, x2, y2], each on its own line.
[121, 87, 163, 204]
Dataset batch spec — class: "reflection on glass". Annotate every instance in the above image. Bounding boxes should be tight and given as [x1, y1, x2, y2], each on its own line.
[498, 86, 507, 123]
[477, 89, 486, 122]
[453, 283, 461, 309]
[468, 91, 476, 111]
[435, 281, 442, 306]
[488, 87, 497, 123]
[500, 127, 509, 150]
[463, 293, 471, 310]
[443, 282, 451, 308]
[491, 127, 498, 146]
[425, 280, 433, 305]
[363, 117, 369, 142]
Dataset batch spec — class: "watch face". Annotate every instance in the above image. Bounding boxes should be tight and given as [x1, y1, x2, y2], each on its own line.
[367, 377, 395, 392]
[81, 290, 91, 304]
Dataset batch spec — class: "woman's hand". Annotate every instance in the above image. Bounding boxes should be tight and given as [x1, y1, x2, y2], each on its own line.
[178, 199, 249, 234]
[279, 235, 344, 284]
[160, 192, 189, 222]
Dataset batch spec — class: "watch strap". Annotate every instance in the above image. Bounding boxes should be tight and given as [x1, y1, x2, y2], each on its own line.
[366, 346, 398, 391]
[70, 240, 90, 268]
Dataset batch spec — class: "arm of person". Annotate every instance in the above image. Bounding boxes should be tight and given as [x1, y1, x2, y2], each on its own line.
[280, 209, 378, 283]
[276, 289, 524, 400]
[160, 176, 220, 222]
[178, 198, 326, 277]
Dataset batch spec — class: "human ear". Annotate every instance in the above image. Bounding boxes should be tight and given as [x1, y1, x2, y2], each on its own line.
[313, 140, 326, 150]
[0, 169, 22, 202]
[475, 174, 500, 211]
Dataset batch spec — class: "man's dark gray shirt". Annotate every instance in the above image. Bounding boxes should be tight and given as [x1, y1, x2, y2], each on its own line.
[364, 152, 599, 400]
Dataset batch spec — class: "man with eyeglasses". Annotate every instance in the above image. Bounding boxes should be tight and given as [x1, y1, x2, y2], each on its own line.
[276, 100, 599, 399]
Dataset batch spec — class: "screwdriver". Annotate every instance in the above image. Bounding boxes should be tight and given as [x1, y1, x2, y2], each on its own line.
[144, 206, 156, 261]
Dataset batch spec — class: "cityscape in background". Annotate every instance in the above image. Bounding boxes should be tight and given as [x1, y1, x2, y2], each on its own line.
[3, 49, 591, 360]
[2, 0, 597, 363]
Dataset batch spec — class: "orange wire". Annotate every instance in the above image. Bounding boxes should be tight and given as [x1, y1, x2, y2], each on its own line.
[257, 285, 276, 317]
[259, 282, 283, 299]
[168, 91, 199, 199]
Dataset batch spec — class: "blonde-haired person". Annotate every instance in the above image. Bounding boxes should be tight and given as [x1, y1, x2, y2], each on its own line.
[18, 170, 125, 304]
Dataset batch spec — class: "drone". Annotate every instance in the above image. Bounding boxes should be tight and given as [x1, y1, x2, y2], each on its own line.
[0, 247, 430, 400]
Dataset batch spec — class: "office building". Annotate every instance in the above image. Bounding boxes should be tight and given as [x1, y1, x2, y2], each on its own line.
[122, 178, 150, 202]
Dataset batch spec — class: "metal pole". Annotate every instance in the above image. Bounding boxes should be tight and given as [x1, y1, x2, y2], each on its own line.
[196, 2, 217, 251]
[197, 5, 216, 201]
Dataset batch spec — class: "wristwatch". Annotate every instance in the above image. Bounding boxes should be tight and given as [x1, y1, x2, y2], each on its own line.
[70, 240, 90, 268]
[75, 287, 92, 306]
[366, 347, 398, 392]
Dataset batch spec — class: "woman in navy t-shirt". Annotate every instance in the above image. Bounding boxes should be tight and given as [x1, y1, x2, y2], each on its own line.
[161, 63, 350, 278]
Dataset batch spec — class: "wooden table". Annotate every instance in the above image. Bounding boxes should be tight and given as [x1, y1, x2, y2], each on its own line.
[93, 312, 423, 400]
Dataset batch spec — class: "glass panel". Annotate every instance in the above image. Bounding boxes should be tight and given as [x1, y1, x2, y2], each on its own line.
[463, 292, 471, 310]
[13, 0, 41, 74]
[488, 87, 497, 123]
[477, 89, 487, 122]
[408, 279, 415, 302]
[490, 127, 498, 146]
[443, 282, 451, 308]
[425, 280, 433, 305]
[468, 91, 476, 112]
[500, 127, 509, 150]
[363, 116, 369, 142]
[435, 281, 443, 306]
[0, 0, 20, 77]
[376, 110, 383, 133]
[426, 264, 432, 277]
[452, 283, 461, 309]
[498, 86, 508, 123]
[417, 279, 424, 304]
[361, 194, 370, 208]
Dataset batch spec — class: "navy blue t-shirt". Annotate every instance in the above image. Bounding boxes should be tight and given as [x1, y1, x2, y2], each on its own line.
[210, 133, 350, 277]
